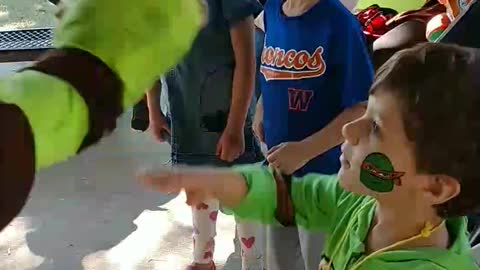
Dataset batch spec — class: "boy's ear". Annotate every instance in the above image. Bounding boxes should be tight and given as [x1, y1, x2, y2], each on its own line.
[423, 175, 461, 206]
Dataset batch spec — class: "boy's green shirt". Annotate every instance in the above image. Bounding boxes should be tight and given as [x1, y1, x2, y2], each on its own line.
[231, 165, 478, 270]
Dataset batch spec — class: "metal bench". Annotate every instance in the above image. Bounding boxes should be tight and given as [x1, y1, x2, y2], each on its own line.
[0, 28, 53, 63]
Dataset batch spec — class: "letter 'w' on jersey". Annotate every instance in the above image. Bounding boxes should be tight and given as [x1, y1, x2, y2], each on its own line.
[288, 88, 314, 112]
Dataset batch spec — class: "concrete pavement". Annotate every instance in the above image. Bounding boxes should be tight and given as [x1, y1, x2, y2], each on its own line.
[0, 0, 55, 31]
[0, 101, 247, 270]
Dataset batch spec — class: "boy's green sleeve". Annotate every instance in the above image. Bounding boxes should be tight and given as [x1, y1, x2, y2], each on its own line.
[230, 165, 343, 232]
[230, 165, 278, 224]
[292, 173, 343, 231]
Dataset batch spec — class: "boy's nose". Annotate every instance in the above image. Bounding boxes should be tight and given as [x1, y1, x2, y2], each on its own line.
[342, 118, 365, 145]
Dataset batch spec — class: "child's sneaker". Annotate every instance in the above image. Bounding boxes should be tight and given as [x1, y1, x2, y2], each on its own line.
[185, 262, 216, 270]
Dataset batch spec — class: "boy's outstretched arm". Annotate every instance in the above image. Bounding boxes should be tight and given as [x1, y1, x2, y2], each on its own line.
[139, 165, 341, 231]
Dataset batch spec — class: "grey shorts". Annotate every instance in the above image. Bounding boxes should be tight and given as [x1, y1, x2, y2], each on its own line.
[169, 124, 262, 167]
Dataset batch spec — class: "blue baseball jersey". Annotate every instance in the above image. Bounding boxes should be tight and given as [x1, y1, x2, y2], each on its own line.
[261, 0, 374, 176]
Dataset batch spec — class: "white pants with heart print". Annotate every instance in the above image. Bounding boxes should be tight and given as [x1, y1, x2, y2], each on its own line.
[192, 198, 264, 270]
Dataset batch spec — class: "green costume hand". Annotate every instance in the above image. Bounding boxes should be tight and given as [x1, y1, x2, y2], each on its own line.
[0, 0, 202, 231]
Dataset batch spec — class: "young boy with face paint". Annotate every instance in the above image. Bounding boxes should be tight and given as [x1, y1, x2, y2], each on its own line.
[139, 42, 480, 270]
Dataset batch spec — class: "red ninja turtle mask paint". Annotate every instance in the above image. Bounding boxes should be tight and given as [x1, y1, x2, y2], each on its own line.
[360, 152, 405, 193]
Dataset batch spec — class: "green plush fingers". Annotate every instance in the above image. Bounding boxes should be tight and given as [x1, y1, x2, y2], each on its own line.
[54, 0, 203, 107]
[0, 72, 88, 169]
[0, 0, 202, 169]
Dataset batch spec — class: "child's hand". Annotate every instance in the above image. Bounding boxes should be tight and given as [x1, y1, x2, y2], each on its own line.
[267, 142, 309, 175]
[138, 168, 213, 206]
[216, 127, 245, 162]
[137, 167, 248, 207]
[149, 113, 171, 143]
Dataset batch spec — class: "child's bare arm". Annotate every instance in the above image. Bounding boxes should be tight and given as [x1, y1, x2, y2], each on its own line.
[146, 80, 162, 120]
[301, 102, 366, 160]
[268, 102, 366, 174]
[226, 16, 256, 131]
[145, 80, 170, 142]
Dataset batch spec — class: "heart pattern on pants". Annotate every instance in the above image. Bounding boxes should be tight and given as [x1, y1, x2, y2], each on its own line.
[203, 251, 213, 259]
[209, 211, 218, 221]
[241, 237, 255, 249]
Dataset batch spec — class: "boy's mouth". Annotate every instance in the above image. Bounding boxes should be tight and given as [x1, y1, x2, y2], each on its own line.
[341, 143, 347, 153]
[340, 154, 351, 169]
[340, 143, 352, 169]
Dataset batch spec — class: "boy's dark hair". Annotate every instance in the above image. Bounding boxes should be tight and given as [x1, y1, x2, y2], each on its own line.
[370, 43, 480, 218]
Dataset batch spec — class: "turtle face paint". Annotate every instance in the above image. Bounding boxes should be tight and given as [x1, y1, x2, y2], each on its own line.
[360, 153, 405, 193]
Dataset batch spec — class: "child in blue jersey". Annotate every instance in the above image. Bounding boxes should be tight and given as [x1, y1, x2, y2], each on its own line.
[252, 0, 374, 269]
[146, 1, 263, 270]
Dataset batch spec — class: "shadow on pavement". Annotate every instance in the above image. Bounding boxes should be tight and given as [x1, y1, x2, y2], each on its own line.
[16, 113, 175, 270]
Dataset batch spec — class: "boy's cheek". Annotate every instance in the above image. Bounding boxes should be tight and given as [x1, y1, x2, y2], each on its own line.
[342, 145, 403, 194]
[337, 157, 362, 192]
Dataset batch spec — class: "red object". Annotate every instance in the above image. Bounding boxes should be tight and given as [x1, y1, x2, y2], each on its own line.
[241, 237, 256, 249]
[356, 5, 398, 43]
[209, 211, 218, 221]
[203, 251, 213, 259]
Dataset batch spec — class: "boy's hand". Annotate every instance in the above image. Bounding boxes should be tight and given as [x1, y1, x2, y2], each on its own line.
[138, 168, 248, 207]
[216, 127, 245, 162]
[267, 142, 309, 175]
[138, 169, 213, 206]
[149, 113, 171, 143]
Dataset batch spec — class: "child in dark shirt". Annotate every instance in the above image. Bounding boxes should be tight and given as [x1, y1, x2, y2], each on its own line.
[146, 1, 263, 269]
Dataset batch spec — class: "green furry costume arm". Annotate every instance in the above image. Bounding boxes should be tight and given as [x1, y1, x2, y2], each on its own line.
[0, 0, 202, 230]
